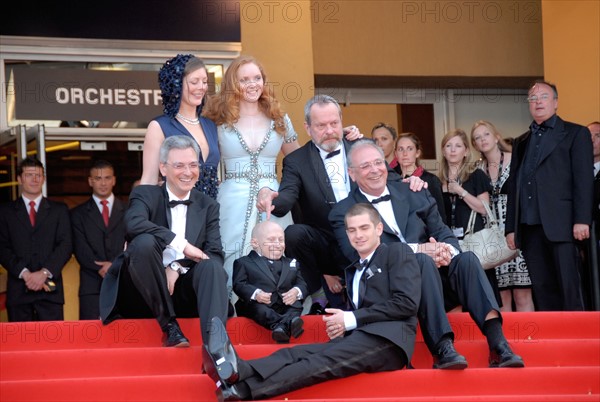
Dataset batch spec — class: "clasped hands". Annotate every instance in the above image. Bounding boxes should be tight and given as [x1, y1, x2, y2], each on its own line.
[417, 237, 453, 267]
[255, 288, 300, 305]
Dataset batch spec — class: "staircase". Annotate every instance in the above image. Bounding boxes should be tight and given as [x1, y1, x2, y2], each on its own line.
[1, 312, 598, 401]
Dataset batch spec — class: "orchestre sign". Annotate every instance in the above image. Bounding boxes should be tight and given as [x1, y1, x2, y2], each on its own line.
[12, 68, 163, 122]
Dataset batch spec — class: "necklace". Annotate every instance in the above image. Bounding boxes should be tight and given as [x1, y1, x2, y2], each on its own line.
[176, 113, 199, 125]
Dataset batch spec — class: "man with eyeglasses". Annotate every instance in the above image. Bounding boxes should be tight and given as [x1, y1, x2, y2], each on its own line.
[99, 135, 228, 347]
[505, 80, 594, 311]
[71, 160, 126, 320]
[256, 95, 421, 314]
[0, 157, 72, 321]
[329, 140, 524, 369]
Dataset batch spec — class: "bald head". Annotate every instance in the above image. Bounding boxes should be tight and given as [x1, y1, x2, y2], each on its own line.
[251, 221, 285, 260]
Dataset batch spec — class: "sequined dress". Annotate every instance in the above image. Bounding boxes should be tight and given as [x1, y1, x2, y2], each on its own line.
[155, 115, 220, 199]
[217, 115, 297, 293]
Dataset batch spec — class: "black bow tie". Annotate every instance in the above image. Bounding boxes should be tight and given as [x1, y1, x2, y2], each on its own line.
[325, 149, 341, 159]
[371, 194, 391, 204]
[168, 199, 192, 208]
[358, 259, 369, 270]
[530, 122, 547, 134]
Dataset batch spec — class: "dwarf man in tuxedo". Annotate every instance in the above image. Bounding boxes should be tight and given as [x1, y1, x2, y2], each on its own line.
[233, 221, 308, 343]
[0, 157, 72, 321]
[99, 135, 228, 347]
[203, 203, 421, 400]
[506, 81, 594, 311]
[329, 140, 524, 369]
[71, 160, 126, 320]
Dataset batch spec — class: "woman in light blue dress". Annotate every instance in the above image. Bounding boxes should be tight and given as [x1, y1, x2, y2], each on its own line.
[204, 56, 300, 295]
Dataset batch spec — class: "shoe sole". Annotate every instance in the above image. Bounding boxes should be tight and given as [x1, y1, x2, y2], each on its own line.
[202, 345, 235, 387]
[207, 318, 239, 384]
[433, 360, 468, 370]
[290, 317, 304, 339]
[491, 358, 525, 368]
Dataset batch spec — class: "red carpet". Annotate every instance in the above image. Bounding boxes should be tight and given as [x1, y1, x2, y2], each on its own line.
[1, 312, 599, 401]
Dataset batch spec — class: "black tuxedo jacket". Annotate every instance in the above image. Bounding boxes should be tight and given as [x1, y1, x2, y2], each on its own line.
[506, 115, 594, 244]
[99, 184, 223, 322]
[329, 181, 458, 263]
[0, 197, 72, 306]
[70, 197, 127, 296]
[233, 251, 308, 309]
[344, 243, 421, 360]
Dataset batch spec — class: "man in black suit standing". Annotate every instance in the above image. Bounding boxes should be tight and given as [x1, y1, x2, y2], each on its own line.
[329, 140, 523, 369]
[99, 135, 228, 347]
[505, 81, 594, 311]
[0, 157, 72, 321]
[71, 160, 126, 320]
[203, 203, 421, 400]
[233, 221, 308, 343]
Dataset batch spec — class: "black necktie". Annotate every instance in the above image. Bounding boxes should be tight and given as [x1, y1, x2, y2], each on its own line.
[168, 199, 192, 208]
[371, 194, 391, 204]
[325, 149, 341, 159]
[530, 122, 546, 135]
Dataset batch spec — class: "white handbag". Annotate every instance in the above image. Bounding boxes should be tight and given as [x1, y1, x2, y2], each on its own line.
[459, 200, 518, 270]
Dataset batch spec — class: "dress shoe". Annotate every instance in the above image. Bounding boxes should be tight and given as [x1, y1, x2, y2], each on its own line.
[271, 326, 290, 343]
[204, 317, 240, 385]
[489, 341, 525, 368]
[308, 302, 325, 315]
[216, 383, 250, 402]
[432, 338, 468, 369]
[289, 316, 304, 339]
[162, 321, 190, 348]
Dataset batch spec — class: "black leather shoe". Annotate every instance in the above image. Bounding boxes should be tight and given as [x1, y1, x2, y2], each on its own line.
[216, 383, 250, 402]
[432, 338, 468, 369]
[204, 317, 240, 385]
[163, 321, 190, 348]
[489, 341, 525, 368]
[289, 316, 304, 339]
[308, 302, 325, 315]
[271, 326, 290, 343]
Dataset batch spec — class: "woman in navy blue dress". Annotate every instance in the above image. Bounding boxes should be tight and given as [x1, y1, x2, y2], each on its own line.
[140, 54, 220, 199]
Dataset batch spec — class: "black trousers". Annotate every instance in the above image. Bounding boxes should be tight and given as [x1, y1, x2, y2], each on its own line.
[235, 300, 301, 330]
[521, 224, 584, 311]
[284, 224, 347, 309]
[7, 299, 63, 322]
[115, 233, 229, 342]
[241, 331, 407, 400]
[79, 294, 100, 320]
[419, 251, 501, 351]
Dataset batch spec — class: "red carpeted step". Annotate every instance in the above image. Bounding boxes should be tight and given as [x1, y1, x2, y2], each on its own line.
[1, 338, 598, 381]
[1, 367, 598, 401]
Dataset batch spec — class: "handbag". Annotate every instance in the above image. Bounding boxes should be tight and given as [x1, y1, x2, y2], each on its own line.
[459, 200, 518, 270]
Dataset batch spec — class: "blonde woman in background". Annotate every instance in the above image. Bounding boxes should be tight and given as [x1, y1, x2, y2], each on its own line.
[439, 129, 501, 306]
[471, 120, 534, 312]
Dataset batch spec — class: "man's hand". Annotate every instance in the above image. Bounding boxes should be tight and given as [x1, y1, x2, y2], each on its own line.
[255, 290, 272, 304]
[323, 308, 346, 340]
[23, 270, 48, 292]
[573, 223, 590, 241]
[343, 125, 364, 141]
[506, 232, 516, 250]
[324, 274, 344, 294]
[417, 237, 453, 267]
[183, 243, 209, 262]
[281, 288, 300, 305]
[256, 187, 278, 220]
[95, 261, 112, 278]
[165, 267, 179, 295]
[403, 175, 428, 192]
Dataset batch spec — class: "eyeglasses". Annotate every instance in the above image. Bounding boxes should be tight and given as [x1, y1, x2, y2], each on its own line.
[527, 94, 555, 103]
[164, 162, 200, 171]
[22, 173, 43, 180]
[352, 159, 385, 171]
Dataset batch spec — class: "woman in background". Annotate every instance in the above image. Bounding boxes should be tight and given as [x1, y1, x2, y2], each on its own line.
[371, 122, 398, 169]
[439, 129, 501, 305]
[471, 120, 533, 311]
[394, 132, 446, 222]
[140, 54, 220, 198]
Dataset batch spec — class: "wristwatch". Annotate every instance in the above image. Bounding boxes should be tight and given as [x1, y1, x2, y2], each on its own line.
[459, 190, 468, 199]
[168, 261, 189, 275]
